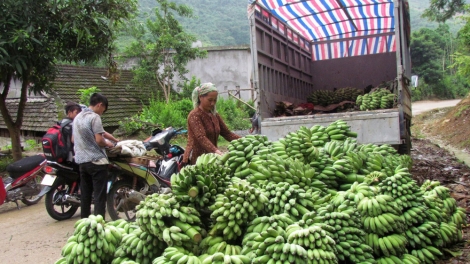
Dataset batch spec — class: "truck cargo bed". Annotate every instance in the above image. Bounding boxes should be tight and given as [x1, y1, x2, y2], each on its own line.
[261, 109, 401, 145]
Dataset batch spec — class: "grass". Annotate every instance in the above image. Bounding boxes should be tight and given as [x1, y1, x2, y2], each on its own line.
[454, 105, 470, 118]
[0, 155, 14, 175]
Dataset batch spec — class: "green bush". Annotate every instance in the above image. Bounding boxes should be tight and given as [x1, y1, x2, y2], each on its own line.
[0, 155, 14, 173]
[216, 97, 251, 130]
[116, 96, 251, 137]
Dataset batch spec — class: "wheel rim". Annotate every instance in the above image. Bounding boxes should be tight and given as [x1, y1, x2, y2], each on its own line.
[51, 186, 78, 215]
[23, 174, 44, 203]
[112, 185, 137, 221]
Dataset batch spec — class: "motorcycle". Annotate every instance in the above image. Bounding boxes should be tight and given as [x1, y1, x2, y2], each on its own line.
[106, 127, 186, 221]
[38, 161, 81, 220]
[0, 154, 47, 208]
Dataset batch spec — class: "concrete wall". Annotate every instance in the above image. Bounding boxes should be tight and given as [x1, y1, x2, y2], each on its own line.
[121, 45, 254, 102]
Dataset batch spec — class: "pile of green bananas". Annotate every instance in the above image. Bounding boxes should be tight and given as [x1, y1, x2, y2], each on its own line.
[136, 193, 202, 246]
[224, 134, 271, 175]
[113, 227, 164, 264]
[58, 215, 120, 264]
[209, 179, 268, 240]
[356, 88, 396, 110]
[171, 158, 231, 208]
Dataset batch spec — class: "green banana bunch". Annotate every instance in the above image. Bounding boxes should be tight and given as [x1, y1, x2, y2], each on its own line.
[113, 227, 164, 264]
[340, 182, 376, 204]
[378, 168, 423, 212]
[411, 246, 444, 264]
[439, 222, 462, 246]
[366, 233, 408, 258]
[358, 88, 396, 110]
[152, 247, 202, 264]
[420, 181, 465, 226]
[307, 89, 337, 106]
[264, 182, 326, 219]
[286, 224, 339, 264]
[324, 120, 357, 142]
[358, 195, 406, 235]
[136, 193, 202, 245]
[401, 253, 421, 264]
[246, 213, 296, 234]
[225, 134, 271, 175]
[60, 215, 119, 264]
[335, 87, 363, 102]
[171, 161, 231, 208]
[364, 171, 387, 185]
[200, 252, 251, 264]
[248, 154, 326, 190]
[279, 126, 321, 164]
[309, 125, 330, 147]
[198, 237, 242, 255]
[209, 179, 268, 240]
[404, 221, 443, 249]
[314, 198, 375, 263]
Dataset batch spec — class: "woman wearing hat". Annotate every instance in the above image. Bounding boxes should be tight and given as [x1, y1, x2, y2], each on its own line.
[182, 83, 241, 165]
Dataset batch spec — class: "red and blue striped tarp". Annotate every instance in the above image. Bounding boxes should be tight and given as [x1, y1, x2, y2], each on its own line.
[251, 0, 402, 61]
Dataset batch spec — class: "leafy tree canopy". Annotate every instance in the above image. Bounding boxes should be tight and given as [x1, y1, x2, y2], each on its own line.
[0, 0, 137, 160]
[422, 0, 466, 23]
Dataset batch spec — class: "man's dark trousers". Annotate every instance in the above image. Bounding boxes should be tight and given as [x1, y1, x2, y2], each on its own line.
[79, 162, 108, 219]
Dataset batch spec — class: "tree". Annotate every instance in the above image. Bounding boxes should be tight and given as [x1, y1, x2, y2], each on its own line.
[411, 28, 445, 85]
[0, 0, 137, 160]
[125, 0, 207, 103]
[422, 0, 466, 23]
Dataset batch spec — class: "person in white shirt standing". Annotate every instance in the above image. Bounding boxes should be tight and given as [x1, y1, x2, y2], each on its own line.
[73, 93, 119, 219]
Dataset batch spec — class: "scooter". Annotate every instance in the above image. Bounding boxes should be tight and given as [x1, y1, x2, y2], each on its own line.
[38, 161, 81, 220]
[0, 154, 47, 208]
[106, 127, 186, 221]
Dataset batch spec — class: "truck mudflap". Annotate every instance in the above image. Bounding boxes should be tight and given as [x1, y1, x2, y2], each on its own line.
[261, 109, 401, 145]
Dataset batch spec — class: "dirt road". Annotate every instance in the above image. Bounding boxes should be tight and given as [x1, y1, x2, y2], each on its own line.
[412, 99, 461, 115]
[0, 199, 80, 263]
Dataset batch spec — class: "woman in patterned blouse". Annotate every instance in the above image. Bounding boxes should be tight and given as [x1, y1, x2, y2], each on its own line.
[182, 83, 241, 165]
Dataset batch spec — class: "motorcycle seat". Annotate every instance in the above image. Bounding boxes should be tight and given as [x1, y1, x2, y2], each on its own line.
[6, 154, 46, 179]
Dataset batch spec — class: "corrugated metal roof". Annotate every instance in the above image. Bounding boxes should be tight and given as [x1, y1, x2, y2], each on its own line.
[251, 0, 406, 61]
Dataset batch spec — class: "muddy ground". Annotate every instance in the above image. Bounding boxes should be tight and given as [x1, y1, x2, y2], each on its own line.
[1, 100, 469, 264]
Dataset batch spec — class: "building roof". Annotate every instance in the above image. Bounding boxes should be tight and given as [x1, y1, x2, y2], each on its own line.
[51, 64, 149, 128]
[0, 64, 149, 132]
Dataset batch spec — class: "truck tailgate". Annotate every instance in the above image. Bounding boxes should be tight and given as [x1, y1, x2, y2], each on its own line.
[261, 109, 401, 145]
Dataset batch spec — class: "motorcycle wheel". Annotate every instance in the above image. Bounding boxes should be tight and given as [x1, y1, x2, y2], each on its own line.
[107, 180, 138, 221]
[21, 172, 45, 205]
[45, 178, 79, 221]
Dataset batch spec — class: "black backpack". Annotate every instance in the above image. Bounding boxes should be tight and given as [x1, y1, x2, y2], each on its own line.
[42, 120, 72, 163]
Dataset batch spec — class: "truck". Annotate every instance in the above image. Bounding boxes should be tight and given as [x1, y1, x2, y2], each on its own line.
[247, 0, 412, 153]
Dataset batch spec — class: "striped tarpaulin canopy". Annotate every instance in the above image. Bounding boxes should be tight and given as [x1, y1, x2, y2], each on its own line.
[252, 0, 400, 60]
